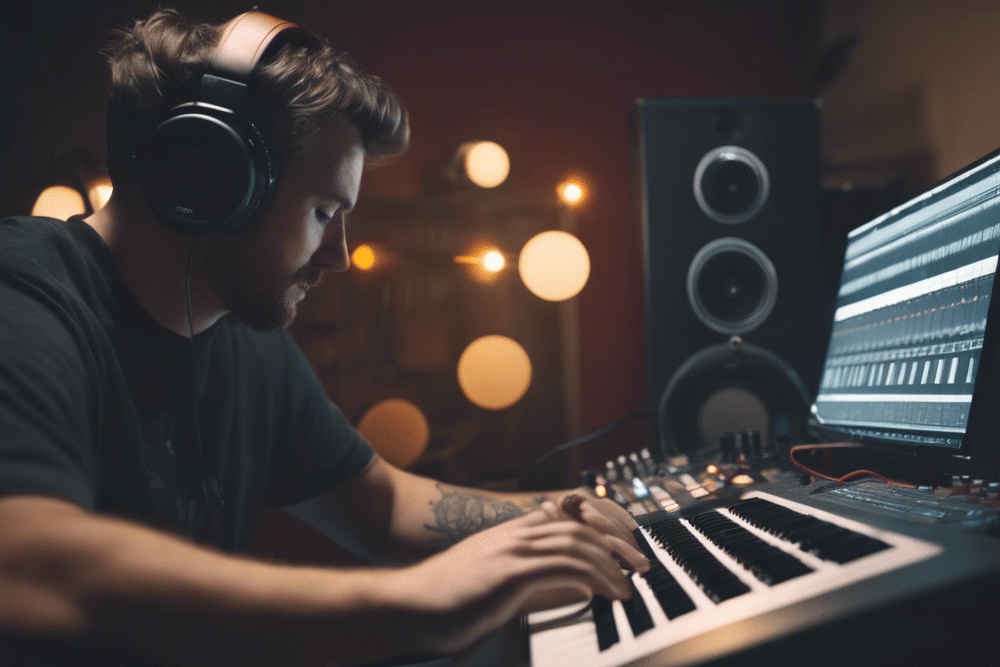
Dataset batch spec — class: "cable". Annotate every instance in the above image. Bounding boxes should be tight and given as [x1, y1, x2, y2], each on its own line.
[185, 243, 204, 457]
[519, 409, 658, 487]
[185, 241, 222, 537]
[788, 442, 917, 488]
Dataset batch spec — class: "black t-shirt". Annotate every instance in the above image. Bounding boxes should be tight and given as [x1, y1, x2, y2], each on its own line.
[0, 216, 375, 664]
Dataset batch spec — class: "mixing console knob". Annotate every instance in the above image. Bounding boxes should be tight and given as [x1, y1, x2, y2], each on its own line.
[617, 455, 634, 481]
[720, 431, 738, 462]
[639, 448, 655, 472]
[629, 452, 646, 476]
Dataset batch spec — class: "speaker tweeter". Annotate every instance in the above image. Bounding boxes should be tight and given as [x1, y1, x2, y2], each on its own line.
[693, 146, 770, 224]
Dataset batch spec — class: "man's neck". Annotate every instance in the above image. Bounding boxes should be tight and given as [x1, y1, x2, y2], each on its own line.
[84, 195, 227, 337]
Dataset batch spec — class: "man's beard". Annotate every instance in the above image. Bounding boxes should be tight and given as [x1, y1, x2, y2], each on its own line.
[225, 271, 299, 331]
[207, 239, 320, 331]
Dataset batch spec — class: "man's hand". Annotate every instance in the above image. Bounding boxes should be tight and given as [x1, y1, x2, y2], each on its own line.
[390, 502, 637, 654]
[555, 490, 650, 573]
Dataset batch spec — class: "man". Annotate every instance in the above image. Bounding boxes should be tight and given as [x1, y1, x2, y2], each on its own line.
[0, 8, 648, 666]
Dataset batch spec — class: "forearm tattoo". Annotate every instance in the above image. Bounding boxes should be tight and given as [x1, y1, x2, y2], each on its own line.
[425, 484, 547, 543]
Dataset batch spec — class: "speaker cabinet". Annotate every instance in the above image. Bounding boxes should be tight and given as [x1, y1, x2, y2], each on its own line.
[633, 98, 826, 456]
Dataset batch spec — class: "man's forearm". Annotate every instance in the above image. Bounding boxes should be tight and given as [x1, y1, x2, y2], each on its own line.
[284, 457, 620, 567]
[421, 482, 566, 544]
[0, 496, 416, 667]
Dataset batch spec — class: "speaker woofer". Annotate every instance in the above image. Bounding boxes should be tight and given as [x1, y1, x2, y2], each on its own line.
[693, 146, 769, 224]
[687, 237, 777, 335]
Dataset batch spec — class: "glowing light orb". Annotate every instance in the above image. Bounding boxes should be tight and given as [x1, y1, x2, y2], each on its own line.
[352, 244, 376, 270]
[518, 230, 590, 301]
[482, 250, 505, 272]
[31, 185, 86, 220]
[357, 398, 430, 469]
[464, 141, 510, 188]
[557, 180, 585, 205]
[457, 335, 532, 410]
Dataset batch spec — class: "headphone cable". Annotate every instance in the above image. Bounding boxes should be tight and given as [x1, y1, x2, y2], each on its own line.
[185, 242, 205, 462]
[185, 241, 221, 536]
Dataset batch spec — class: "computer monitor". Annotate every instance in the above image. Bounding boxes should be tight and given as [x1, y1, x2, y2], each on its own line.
[812, 148, 1000, 467]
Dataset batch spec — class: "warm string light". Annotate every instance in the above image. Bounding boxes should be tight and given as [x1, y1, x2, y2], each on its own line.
[481, 250, 505, 272]
[357, 399, 430, 468]
[557, 178, 587, 206]
[453, 246, 507, 284]
[31, 185, 86, 219]
[457, 335, 532, 410]
[518, 230, 590, 301]
[352, 244, 376, 270]
[461, 141, 510, 188]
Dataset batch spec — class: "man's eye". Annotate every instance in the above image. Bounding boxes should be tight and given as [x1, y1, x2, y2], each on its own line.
[315, 208, 334, 224]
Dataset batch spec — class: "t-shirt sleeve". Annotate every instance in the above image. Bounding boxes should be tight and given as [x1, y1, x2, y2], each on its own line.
[263, 331, 374, 507]
[0, 273, 98, 509]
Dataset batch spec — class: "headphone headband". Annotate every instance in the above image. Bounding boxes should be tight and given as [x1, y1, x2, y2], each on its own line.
[211, 12, 319, 84]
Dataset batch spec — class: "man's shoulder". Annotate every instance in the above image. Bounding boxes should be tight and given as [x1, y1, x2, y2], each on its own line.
[0, 215, 78, 243]
[0, 215, 118, 323]
[0, 216, 94, 273]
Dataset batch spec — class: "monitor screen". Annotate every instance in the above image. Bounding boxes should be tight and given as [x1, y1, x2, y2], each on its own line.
[812, 150, 1000, 449]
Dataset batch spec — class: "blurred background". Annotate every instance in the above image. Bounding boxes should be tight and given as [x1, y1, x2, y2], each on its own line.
[3, 0, 1000, 516]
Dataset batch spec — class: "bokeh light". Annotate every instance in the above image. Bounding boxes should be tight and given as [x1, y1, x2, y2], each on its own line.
[87, 176, 114, 211]
[454, 244, 506, 284]
[518, 230, 591, 301]
[352, 244, 376, 270]
[482, 250, 505, 272]
[463, 141, 510, 188]
[31, 185, 86, 220]
[356, 398, 430, 469]
[557, 179, 586, 205]
[457, 335, 532, 410]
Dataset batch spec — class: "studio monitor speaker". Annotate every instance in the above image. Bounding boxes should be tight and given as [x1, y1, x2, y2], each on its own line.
[632, 98, 827, 458]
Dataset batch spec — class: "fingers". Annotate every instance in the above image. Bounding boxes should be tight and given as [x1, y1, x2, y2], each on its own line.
[601, 533, 650, 573]
[558, 494, 650, 572]
[505, 501, 645, 598]
[515, 553, 632, 601]
[519, 521, 633, 599]
[559, 492, 587, 517]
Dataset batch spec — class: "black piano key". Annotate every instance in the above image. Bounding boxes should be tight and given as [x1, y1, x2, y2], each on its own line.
[592, 596, 619, 651]
[621, 579, 655, 637]
[685, 510, 813, 585]
[634, 528, 697, 619]
[728, 498, 891, 564]
[644, 571, 698, 619]
[643, 517, 750, 603]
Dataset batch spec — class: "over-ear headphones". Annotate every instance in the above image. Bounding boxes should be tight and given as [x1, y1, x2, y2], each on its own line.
[137, 11, 319, 235]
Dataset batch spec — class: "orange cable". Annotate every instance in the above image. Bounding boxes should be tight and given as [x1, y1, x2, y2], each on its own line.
[789, 443, 917, 488]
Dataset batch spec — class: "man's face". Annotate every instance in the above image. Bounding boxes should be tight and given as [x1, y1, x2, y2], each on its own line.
[205, 116, 364, 330]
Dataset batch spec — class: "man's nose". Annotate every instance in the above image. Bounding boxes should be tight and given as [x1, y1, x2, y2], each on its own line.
[312, 220, 350, 272]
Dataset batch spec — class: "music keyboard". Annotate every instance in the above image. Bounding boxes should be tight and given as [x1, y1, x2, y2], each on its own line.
[527, 489, 999, 667]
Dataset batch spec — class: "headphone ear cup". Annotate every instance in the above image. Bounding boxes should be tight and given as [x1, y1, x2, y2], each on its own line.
[139, 104, 274, 235]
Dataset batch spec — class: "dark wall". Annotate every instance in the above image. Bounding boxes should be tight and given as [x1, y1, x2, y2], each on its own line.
[0, 0, 823, 465]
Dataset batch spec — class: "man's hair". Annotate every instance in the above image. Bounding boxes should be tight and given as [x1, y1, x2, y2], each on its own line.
[104, 8, 409, 187]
